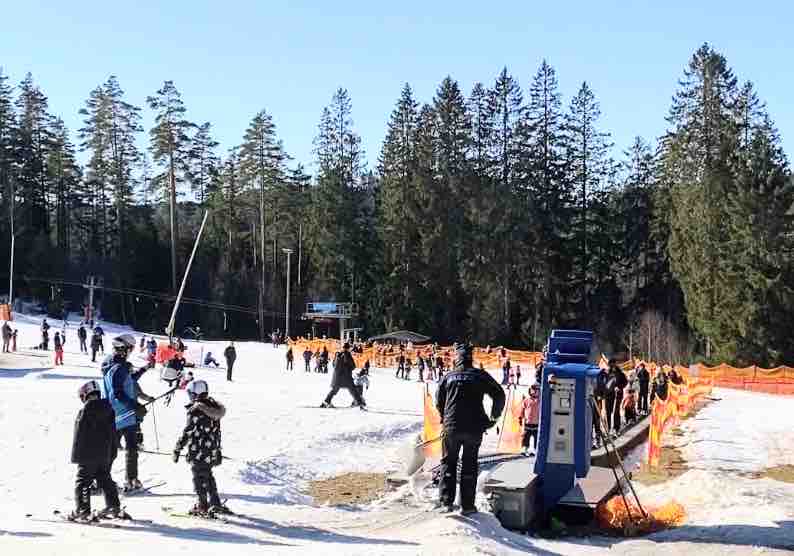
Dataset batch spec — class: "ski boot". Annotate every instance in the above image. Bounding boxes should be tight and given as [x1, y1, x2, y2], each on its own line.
[460, 507, 478, 516]
[123, 479, 143, 493]
[67, 507, 93, 522]
[188, 503, 210, 517]
[208, 504, 233, 516]
[320, 401, 334, 408]
[96, 506, 131, 520]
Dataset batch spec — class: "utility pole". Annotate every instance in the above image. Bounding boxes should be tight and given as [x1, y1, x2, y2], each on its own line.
[8, 176, 14, 309]
[83, 276, 97, 325]
[297, 223, 302, 286]
[283, 248, 293, 339]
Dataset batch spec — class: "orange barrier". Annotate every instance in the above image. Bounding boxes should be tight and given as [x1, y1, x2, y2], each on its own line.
[422, 386, 442, 458]
[0, 304, 11, 322]
[647, 377, 712, 467]
[496, 388, 524, 454]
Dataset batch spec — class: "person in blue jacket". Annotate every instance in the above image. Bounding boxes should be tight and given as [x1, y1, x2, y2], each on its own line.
[102, 334, 154, 492]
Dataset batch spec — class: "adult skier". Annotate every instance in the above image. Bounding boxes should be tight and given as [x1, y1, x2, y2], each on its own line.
[1, 321, 11, 353]
[77, 324, 88, 353]
[321, 342, 365, 409]
[636, 363, 650, 414]
[436, 343, 505, 515]
[303, 347, 313, 372]
[223, 342, 236, 382]
[102, 334, 154, 492]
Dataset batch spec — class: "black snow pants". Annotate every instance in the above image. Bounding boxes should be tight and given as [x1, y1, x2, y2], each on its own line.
[117, 425, 139, 482]
[191, 462, 221, 508]
[439, 430, 482, 510]
[75, 463, 120, 512]
[324, 384, 365, 407]
[604, 393, 616, 432]
[226, 360, 235, 381]
[639, 385, 649, 413]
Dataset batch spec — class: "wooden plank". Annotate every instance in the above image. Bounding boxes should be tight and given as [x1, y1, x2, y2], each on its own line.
[558, 466, 618, 508]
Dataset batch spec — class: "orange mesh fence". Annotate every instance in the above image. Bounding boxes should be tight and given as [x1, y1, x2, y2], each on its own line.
[596, 496, 686, 535]
[422, 387, 443, 458]
[496, 389, 524, 454]
[0, 304, 11, 321]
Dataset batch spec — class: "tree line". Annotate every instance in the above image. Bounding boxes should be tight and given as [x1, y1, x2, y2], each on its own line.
[0, 43, 791, 365]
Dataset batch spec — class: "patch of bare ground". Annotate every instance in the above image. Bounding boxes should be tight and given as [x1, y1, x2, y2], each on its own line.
[307, 472, 388, 505]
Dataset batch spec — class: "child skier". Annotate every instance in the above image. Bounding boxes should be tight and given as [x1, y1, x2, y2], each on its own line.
[54, 331, 65, 366]
[622, 388, 638, 425]
[172, 380, 229, 516]
[520, 384, 541, 457]
[352, 365, 370, 407]
[69, 380, 123, 521]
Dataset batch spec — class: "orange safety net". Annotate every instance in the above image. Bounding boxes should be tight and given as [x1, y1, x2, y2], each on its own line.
[497, 389, 524, 454]
[596, 495, 686, 535]
[422, 387, 443, 458]
[0, 304, 11, 321]
[156, 343, 181, 364]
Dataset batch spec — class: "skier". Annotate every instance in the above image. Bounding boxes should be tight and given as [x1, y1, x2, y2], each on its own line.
[203, 352, 220, 368]
[41, 318, 51, 350]
[146, 337, 157, 365]
[636, 363, 650, 414]
[102, 334, 153, 492]
[501, 357, 511, 385]
[1, 321, 11, 353]
[320, 346, 329, 374]
[436, 343, 505, 515]
[173, 380, 230, 516]
[69, 380, 123, 521]
[417, 354, 426, 382]
[303, 347, 313, 372]
[352, 365, 370, 407]
[162, 353, 195, 387]
[286, 347, 294, 371]
[520, 384, 541, 456]
[54, 331, 65, 366]
[223, 342, 236, 382]
[606, 359, 628, 434]
[622, 388, 638, 425]
[396, 352, 406, 379]
[93, 325, 105, 354]
[321, 342, 366, 409]
[77, 324, 87, 354]
[404, 358, 412, 380]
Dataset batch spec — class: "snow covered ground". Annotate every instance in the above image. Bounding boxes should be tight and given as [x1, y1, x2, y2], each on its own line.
[1, 313, 793, 554]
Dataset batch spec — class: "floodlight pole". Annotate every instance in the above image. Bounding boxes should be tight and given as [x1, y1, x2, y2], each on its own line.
[282, 248, 293, 340]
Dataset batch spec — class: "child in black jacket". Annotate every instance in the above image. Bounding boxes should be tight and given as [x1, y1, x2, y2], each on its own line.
[70, 380, 122, 520]
[173, 380, 228, 515]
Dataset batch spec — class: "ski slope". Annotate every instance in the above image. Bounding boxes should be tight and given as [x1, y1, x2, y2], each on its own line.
[1, 313, 793, 555]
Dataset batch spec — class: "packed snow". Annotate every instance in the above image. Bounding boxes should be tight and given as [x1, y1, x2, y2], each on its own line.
[1, 313, 793, 554]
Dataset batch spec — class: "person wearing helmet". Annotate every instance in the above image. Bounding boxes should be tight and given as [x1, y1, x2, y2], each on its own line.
[173, 380, 229, 516]
[69, 380, 123, 521]
[520, 384, 541, 457]
[321, 342, 365, 409]
[102, 334, 153, 492]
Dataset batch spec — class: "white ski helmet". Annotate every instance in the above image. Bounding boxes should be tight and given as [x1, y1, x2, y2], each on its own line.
[187, 379, 208, 400]
[112, 334, 136, 351]
[78, 380, 102, 402]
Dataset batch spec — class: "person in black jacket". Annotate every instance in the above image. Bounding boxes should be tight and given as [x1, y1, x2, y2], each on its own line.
[286, 347, 294, 371]
[223, 342, 236, 382]
[77, 324, 87, 354]
[70, 380, 121, 520]
[636, 363, 650, 414]
[321, 343, 365, 408]
[173, 380, 229, 515]
[435, 343, 505, 515]
[303, 347, 313, 372]
[606, 360, 628, 434]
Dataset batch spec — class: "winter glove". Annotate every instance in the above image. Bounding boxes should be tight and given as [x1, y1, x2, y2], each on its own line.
[486, 419, 499, 430]
[172, 450, 180, 463]
[135, 404, 148, 420]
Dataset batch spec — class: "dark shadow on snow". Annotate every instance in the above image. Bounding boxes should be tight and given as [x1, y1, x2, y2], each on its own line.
[0, 367, 52, 378]
[0, 529, 53, 538]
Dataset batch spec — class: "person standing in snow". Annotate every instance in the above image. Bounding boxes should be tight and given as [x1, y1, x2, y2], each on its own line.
[54, 331, 65, 366]
[173, 380, 229, 516]
[520, 384, 541, 456]
[321, 342, 366, 409]
[501, 357, 511, 386]
[320, 346, 329, 374]
[93, 325, 105, 354]
[146, 337, 157, 365]
[303, 347, 313, 372]
[417, 354, 426, 382]
[286, 347, 294, 371]
[1, 321, 11, 353]
[102, 334, 153, 492]
[606, 360, 628, 434]
[223, 342, 236, 382]
[69, 380, 122, 521]
[11, 329, 17, 352]
[435, 343, 505, 515]
[352, 366, 370, 407]
[77, 324, 87, 354]
[636, 363, 650, 415]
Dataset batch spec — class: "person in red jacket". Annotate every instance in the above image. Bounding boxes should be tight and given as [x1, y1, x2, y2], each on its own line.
[520, 384, 541, 456]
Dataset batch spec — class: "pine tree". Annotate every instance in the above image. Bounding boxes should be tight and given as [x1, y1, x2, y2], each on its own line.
[377, 83, 420, 330]
[0, 68, 15, 268]
[147, 80, 195, 293]
[239, 109, 288, 339]
[564, 81, 615, 323]
[47, 118, 81, 257]
[187, 122, 219, 204]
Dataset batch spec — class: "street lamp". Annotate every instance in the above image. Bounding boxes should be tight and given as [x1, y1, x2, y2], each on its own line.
[282, 248, 293, 340]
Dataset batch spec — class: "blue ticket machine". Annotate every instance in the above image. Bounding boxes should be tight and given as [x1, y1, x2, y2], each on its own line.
[534, 330, 600, 511]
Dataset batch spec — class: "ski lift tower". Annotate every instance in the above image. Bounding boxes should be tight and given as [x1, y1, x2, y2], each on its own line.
[303, 302, 359, 342]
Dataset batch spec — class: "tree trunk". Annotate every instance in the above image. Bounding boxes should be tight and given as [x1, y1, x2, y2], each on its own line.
[169, 154, 178, 294]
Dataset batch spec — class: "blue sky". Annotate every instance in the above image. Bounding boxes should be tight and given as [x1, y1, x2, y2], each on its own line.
[2, 1, 792, 172]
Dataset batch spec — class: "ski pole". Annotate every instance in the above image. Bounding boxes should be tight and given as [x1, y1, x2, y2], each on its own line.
[151, 403, 160, 451]
[115, 385, 179, 423]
